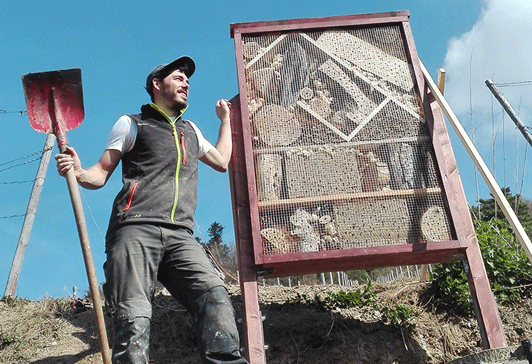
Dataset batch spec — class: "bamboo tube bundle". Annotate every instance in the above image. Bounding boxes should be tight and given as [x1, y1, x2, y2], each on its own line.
[333, 198, 410, 247]
[285, 147, 362, 199]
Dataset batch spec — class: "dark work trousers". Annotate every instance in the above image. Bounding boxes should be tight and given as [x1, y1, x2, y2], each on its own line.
[102, 223, 248, 364]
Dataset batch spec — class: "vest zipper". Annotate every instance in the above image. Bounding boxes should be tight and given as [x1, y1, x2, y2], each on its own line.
[170, 124, 181, 223]
[149, 103, 185, 224]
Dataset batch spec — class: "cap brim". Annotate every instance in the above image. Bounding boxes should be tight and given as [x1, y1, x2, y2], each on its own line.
[160, 56, 195, 78]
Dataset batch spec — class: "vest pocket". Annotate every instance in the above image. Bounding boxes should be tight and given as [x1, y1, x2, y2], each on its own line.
[123, 181, 138, 211]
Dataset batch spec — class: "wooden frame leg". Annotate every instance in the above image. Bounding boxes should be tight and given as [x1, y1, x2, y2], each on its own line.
[464, 239, 507, 348]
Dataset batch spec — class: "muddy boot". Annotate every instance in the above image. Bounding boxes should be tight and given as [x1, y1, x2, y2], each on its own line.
[192, 286, 249, 364]
[112, 317, 150, 364]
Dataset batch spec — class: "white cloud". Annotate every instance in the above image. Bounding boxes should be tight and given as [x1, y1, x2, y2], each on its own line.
[443, 0, 532, 140]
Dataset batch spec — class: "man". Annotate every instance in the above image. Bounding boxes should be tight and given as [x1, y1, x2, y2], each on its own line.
[55, 56, 248, 364]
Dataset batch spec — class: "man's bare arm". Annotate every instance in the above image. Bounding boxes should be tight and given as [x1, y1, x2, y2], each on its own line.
[200, 99, 232, 172]
[55, 147, 122, 190]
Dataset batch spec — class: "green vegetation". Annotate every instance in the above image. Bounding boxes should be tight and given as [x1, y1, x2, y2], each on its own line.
[380, 304, 419, 329]
[430, 189, 532, 316]
[1, 332, 15, 348]
[314, 282, 376, 310]
[1, 295, 29, 307]
[298, 282, 418, 330]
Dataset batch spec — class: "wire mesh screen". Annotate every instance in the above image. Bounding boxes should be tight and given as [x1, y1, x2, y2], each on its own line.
[240, 25, 453, 255]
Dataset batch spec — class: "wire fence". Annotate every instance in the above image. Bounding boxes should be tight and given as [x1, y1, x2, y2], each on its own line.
[249, 264, 432, 288]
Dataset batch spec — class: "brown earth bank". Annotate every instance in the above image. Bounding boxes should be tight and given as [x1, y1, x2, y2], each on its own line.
[1, 280, 532, 364]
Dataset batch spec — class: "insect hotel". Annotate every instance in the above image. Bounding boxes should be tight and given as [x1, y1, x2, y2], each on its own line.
[228, 12, 506, 363]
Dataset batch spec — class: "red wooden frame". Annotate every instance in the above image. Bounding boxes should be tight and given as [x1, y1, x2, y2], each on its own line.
[231, 11, 466, 274]
[228, 12, 506, 363]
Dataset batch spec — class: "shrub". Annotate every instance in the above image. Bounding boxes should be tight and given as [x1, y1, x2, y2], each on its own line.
[430, 218, 532, 316]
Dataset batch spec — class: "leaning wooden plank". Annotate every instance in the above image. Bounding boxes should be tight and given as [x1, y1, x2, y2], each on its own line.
[420, 59, 532, 263]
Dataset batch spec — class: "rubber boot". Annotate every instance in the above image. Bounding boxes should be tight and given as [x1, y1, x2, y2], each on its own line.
[112, 317, 151, 364]
[522, 338, 532, 364]
[192, 286, 249, 364]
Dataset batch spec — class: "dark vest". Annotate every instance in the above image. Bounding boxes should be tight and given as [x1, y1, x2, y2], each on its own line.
[107, 104, 200, 232]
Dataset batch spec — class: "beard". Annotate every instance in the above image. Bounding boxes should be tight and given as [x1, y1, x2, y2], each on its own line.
[170, 99, 188, 113]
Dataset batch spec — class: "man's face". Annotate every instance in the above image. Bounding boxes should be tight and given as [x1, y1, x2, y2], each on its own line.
[156, 69, 190, 111]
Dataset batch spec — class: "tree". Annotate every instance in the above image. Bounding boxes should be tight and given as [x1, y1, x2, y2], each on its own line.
[203, 222, 238, 283]
[208, 221, 224, 246]
[472, 187, 532, 236]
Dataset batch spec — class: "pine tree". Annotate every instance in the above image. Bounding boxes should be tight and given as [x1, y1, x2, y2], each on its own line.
[207, 221, 224, 246]
[472, 187, 532, 237]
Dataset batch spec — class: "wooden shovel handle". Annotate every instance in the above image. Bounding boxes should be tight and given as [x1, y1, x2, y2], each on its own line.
[59, 145, 112, 364]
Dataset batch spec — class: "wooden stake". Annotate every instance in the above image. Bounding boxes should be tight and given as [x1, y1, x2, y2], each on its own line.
[4, 133, 56, 297]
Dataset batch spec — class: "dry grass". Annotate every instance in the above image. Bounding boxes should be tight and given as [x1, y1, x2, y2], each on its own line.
[1, 282, 531, 363]
[0, 295, 98, 363]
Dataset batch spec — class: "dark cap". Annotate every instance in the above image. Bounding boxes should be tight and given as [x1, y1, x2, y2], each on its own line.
[145, 56, 195, 97]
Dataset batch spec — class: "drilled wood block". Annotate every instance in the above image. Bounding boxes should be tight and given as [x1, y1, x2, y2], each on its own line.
[253, 104, 302, 146]
[315, 31, 415, 92]
[261, 227, 295, 254]
[333, 198, 410, 247]
[353, 102, 424, 142]
[256, 153, 283, 201]
[421, 205, 452, 242]
[285, 147, 361, 199]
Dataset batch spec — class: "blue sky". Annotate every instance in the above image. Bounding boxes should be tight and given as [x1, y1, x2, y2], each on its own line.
[1, 0, 531, 300]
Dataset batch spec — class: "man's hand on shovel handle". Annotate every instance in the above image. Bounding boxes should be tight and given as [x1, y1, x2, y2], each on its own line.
[55, 146, 82, 177]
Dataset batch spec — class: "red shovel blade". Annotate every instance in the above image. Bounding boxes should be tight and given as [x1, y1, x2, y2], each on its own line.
[22, 69, 84, 143]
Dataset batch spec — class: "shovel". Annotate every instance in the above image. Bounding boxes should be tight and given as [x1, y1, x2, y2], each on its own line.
[22, 69, 112, 364]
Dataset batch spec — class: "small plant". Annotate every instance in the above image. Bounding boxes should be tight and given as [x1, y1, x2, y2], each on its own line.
[430, 260, 473, 316]
[314, 282, 376, 310]
[380, 304, 419, 329]
[1, 332, 15, 348]
[1, 295, 29, 307]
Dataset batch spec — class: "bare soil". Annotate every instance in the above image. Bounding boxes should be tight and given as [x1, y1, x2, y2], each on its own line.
[1, 280, 531, 364]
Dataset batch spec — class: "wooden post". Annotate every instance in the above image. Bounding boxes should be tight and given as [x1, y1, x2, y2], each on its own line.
[4, 133, 55, 297]
[486, 79, 532, 148]
[228, 95, 266, 364]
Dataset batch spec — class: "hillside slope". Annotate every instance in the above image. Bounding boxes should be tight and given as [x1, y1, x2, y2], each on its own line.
[1, 281, 531, 364]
